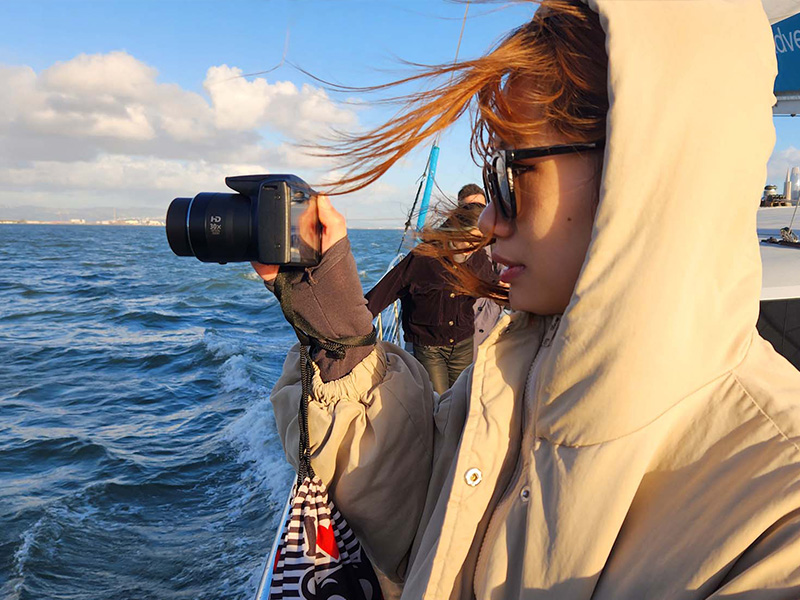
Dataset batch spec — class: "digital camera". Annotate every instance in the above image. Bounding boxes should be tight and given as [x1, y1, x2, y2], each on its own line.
[165, 174, 321, 266]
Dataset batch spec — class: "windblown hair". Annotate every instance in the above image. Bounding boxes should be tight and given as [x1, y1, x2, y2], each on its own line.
[321, 0, 607, 193]
[411, 202, 496, 301]
[321, 0, 609, 300]
[415, 203, 499, 301]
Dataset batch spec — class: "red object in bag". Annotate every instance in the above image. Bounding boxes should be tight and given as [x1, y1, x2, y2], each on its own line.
[268, 475, 384, 600]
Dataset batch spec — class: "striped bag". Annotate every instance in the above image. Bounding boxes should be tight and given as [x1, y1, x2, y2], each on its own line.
[267, 341, 384, 600]
[268, 474, 383, 599]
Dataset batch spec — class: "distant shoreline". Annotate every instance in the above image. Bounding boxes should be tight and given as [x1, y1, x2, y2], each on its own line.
[0, 221, 403, 230]
[0, 220, 165, 226]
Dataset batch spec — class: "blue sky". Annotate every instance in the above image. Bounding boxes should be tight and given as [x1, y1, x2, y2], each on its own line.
[0, 2, 523, 89]
[0, 0, 797, 225]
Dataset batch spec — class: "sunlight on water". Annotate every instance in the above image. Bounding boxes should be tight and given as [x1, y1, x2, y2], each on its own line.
[0, 224, 400, 600]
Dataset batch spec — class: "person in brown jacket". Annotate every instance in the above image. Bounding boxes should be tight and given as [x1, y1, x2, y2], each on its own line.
[252, 1, 800, 598]
[365, 203, 492, 394]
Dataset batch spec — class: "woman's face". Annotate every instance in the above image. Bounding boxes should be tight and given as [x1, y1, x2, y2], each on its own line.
[478, 115, 602, 315]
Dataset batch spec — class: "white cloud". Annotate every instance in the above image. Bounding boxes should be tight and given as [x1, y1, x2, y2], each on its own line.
[0, 65, 39, 119]
[0, 51, 365, 208]
[41, 51, 158, 99]
[0, 50, 439, 228]
[0, 155, 263, 192]
[204, 65, 358, 139]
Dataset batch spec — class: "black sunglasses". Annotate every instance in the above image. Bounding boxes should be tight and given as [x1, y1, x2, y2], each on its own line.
[482, 140, 605, 220]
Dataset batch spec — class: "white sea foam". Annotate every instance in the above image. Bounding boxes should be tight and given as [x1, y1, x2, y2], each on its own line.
[13, 516, 43, 577]
[203, 330, 243, 360]
[224, 394, 293, 504]
[220, 354, 262, 394]
[11, 493, 105, 581]
[5, 513, 48, 599]
[220, 324, 292, 500]
[10, 497, 102, 588]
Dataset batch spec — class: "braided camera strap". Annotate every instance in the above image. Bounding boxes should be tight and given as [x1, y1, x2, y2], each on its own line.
[273, 271, 376, 485]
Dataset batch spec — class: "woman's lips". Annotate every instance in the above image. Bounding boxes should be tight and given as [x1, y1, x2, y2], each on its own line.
[492, 252, 526, 283]
[499, 264, 526, 283]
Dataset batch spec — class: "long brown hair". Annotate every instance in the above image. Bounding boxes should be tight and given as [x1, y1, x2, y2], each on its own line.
[321, 0, 609, 300]
[412, 201, 501, 300]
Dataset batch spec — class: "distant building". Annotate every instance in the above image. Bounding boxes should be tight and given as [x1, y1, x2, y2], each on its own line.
[762, 185, 790, 207]
[764, 184, 778, 202]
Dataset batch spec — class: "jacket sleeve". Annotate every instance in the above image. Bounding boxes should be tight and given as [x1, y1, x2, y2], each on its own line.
[710, 509, 800, 598]
[270, 339, 443, 583]
[365, 253, 414, 316]
[269, 237, 376, 382]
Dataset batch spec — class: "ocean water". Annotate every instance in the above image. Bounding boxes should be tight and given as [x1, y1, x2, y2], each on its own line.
[0, 224, 401, 600]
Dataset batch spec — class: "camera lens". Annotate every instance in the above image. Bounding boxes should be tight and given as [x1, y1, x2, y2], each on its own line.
[165, 193, 254, 263]
[166, 197, 193, 256]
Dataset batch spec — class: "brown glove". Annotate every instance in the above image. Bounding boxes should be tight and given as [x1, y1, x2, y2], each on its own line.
[266, 237, 375, 382]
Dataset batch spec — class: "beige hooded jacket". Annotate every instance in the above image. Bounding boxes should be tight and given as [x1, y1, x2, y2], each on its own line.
[270, 1, 800, 598]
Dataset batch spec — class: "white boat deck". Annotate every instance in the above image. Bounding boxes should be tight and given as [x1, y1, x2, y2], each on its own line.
[758, 206, 800, 300]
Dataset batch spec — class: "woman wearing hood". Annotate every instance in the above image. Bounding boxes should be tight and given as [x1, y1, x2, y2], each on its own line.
[252, 0, 800, 598]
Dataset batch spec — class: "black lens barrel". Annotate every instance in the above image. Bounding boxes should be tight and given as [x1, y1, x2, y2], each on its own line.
[165, 193, 254, 263]
[166, 197, 193, 256]
[166, 174, 320, 266]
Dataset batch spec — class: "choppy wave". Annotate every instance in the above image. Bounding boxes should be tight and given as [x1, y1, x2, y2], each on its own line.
[0, 225, 398, 600]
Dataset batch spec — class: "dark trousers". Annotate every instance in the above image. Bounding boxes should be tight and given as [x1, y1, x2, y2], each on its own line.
[413, 336, 474, 395]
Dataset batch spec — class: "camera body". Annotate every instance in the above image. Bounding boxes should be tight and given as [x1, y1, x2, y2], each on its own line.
[166, 174, 321, 266]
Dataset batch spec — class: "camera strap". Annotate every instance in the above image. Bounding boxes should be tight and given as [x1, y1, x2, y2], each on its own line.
[273, 270, 377, 484]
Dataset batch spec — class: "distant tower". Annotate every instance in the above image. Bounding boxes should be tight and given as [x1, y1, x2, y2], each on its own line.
[791, 166, 800, 201]
[785, 168, 793, 202]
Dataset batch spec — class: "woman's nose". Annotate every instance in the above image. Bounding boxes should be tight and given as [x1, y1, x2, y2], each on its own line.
[477, 202, 495, 235]
[478, 201, 513, 238]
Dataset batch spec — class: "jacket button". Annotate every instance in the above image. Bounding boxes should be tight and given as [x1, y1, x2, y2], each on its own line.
[448, 320, 454, 326]
[520, 487, 531, 501]
[465, 468, 482, 486]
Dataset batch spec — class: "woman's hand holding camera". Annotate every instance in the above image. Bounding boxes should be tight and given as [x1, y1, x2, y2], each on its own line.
[251, 193, 372, 381]
[251, 195, 347, 282]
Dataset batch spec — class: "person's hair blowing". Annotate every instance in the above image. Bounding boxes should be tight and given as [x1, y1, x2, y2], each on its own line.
[323, 1, 610, 300]
[320, 0, 608, 195]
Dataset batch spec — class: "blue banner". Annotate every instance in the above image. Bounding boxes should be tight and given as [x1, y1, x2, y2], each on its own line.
[774, 12, 800, 94]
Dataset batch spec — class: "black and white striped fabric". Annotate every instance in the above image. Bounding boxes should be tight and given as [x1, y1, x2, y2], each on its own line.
[268, 475, 384, 600]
